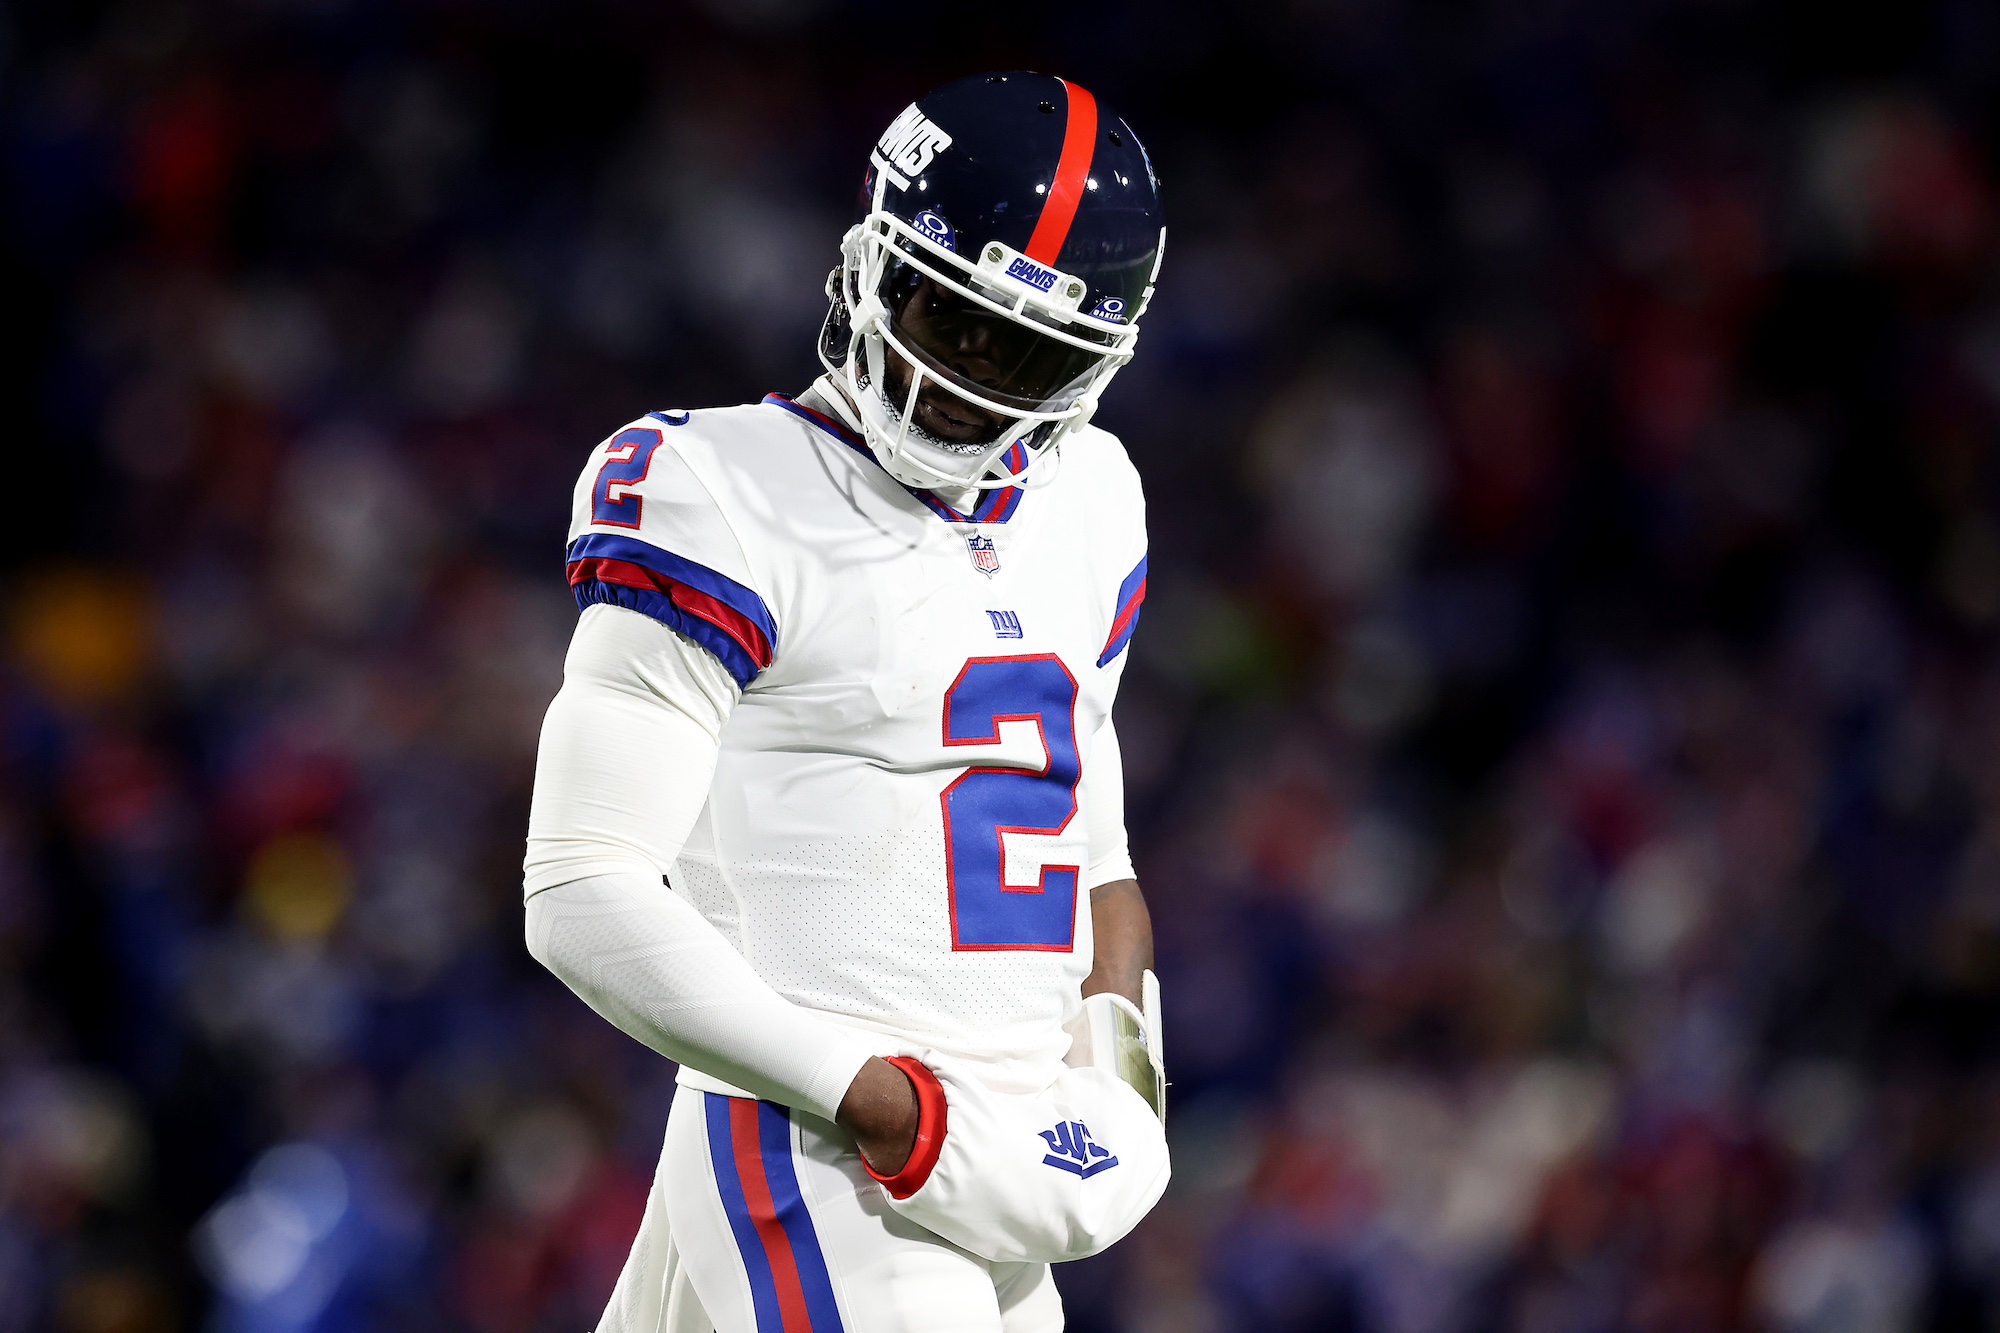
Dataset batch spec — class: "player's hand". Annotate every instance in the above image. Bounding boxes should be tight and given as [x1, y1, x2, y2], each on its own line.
[837, 1056, 920, 1175]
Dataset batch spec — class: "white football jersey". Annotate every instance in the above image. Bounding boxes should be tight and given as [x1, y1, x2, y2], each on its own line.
[562, 389, 1148, 1092]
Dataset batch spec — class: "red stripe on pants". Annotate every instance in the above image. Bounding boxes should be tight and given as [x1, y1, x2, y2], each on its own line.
[728, 1100, 816, 1333]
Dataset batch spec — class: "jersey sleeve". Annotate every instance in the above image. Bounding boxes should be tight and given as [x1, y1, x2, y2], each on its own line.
[1081, 718, 1136, 888]
[523, 603, 739, 895]
[1095, 552, 1148, 669]
[1088, 428, 1149, 671]
[564, 415, 778, 690]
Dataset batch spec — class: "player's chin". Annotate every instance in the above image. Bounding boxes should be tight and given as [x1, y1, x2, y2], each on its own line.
[912, 393, 1006, 446]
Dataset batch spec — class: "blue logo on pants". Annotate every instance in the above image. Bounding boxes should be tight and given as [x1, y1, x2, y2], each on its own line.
[1040, 1120, 1118, 1177]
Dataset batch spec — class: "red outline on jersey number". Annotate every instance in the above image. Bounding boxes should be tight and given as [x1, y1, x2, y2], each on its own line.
[939, 653, 1082, 953]
[591, 426, 665, 530]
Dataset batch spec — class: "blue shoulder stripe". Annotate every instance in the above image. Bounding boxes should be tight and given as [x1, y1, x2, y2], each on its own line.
[565, 532, 777, 689]
[570, 582, 757, 689]
[1097, 553, 1148, 668]
[564, 532, 777, 649]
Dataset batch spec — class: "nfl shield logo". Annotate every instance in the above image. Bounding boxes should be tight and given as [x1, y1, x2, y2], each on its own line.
[966, 533, 1001, 576]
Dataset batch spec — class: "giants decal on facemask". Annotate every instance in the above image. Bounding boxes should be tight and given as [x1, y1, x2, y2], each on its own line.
[1005, 256, 1059, 293]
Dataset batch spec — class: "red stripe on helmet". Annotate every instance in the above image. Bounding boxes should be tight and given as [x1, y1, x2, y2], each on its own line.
[1023, 80, 1099, 266]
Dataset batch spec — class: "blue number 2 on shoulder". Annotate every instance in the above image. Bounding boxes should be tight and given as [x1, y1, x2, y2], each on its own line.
[590, 411, 688, 528]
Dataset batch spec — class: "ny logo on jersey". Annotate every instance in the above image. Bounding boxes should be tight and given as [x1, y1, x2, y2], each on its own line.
[966, 533, 1001, 576]
[1040, 1120, 1119, 1178]
[876, 104, 954, 178]
[987, 610, 1023, 640]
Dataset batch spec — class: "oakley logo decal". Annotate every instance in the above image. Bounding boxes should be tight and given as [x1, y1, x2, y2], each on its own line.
[912, 210, 957, 252]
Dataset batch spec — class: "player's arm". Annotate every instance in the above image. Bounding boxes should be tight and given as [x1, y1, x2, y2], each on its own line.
[1078, 716, 1151, 1004]
[1083, 876, 1153, 1008]
[524, 604, 890, 1126]
[1064, 718, 1166, 1105]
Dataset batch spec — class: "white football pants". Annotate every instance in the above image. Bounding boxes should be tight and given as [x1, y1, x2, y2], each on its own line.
[596, 1085, 1065, 1333]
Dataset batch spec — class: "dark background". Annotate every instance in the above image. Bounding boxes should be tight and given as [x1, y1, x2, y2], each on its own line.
[8, 1, 2000, 1330]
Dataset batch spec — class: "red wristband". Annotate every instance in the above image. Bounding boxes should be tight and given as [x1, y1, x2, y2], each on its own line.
[861, 1056, 947, 1200]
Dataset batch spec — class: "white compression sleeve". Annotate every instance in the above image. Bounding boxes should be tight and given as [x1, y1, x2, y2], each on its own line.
[525, 874, 873, 1120]
[523, 604, 874, 1120]
[525, 603, 739, 891]
[1082, 719, 1137, 888]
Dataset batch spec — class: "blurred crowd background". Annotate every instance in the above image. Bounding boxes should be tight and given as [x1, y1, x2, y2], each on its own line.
[7, 1, 2000, 1330]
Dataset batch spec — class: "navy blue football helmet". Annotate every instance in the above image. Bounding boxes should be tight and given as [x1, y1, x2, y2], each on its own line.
[820, 72, 1165, 491]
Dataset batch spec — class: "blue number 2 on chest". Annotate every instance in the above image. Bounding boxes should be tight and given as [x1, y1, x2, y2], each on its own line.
[941, 655, 1082, 951]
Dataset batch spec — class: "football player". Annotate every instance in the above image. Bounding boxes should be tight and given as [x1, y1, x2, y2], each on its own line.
[525, 71, 1168, 1332]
